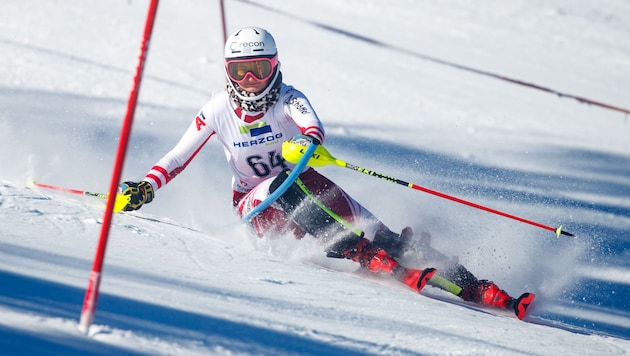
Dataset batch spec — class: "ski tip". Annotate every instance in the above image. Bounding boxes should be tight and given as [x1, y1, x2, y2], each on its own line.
[514, 293, 535, 320]
[417, 267, 437, 292]
[26, 177, 37, 189]
[396, 267, 437, 293]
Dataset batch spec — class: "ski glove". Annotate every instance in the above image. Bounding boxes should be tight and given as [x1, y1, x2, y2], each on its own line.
[290, 134, 321, 146]
[118, 181, 154, 211]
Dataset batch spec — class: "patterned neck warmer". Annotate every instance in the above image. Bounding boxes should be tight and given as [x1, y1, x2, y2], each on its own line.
[226, 72, 282, 113]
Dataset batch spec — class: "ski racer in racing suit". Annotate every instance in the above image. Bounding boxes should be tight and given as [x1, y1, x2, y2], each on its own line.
[118, 27, 533, 317]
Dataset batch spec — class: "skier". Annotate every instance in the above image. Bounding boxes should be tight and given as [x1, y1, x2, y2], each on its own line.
[119, 27, 532, 317]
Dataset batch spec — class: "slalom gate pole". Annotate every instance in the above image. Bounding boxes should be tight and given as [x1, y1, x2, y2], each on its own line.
[78, 0, 159, 334]
[281, 141, 574, 238]
[219, 0, 227, 44]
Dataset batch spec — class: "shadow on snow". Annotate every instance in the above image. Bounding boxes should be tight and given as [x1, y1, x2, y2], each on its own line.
[0, 269, 366, 356]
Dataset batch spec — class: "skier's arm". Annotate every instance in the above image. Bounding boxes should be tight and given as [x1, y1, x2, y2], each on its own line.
[144, 111, 215, 190]
[117, 110, 214, 212]
[283, 88, 325, 143]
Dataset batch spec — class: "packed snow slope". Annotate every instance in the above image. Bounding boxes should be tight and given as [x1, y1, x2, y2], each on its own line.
[1, 0, 629, 354]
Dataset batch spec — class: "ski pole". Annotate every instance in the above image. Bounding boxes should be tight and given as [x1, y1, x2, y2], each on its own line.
[242, 138, 317, 221]
[282, 141, 574, 237]
[27, 178, 131, 213]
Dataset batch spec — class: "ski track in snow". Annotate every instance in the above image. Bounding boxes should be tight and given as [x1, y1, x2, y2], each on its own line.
[1, 0, 630, 354]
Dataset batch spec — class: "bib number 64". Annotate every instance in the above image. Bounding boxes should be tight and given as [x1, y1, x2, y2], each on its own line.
[246, 150, 287, 177]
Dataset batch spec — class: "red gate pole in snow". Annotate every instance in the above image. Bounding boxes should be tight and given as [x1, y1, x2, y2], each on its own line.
[79, 0, 160, 334]
[219, 0, 227, 43]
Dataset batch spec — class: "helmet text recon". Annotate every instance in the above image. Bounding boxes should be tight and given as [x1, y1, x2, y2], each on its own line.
[225, 27, 277, 59]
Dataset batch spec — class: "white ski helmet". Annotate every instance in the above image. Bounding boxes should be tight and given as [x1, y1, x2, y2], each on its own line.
[224, 27, 281, 101]
[224, 26, 277, 59]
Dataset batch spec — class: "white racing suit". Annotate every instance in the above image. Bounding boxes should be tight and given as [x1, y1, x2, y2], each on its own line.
[143, 83, 381, 239]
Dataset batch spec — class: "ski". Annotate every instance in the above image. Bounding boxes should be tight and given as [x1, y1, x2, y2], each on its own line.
[395, 267, 437, 293]
[511, 292, 535, 320]
[383, 230, 536, 321]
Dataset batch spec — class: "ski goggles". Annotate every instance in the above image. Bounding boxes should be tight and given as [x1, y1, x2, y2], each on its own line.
[226, 56, 277, 83]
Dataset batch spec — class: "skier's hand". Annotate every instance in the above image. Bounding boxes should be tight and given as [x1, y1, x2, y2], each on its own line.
[289, 134, 321, 146]
[118, 181, 154, 211]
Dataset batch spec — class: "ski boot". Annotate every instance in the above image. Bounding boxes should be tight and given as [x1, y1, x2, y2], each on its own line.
[346, 238, 399, 273]
[345, 238, 436, 293]
[459, 279, 535, 320]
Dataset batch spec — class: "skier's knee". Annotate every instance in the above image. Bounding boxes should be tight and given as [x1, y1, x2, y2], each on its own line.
[325, 234, 364, 259]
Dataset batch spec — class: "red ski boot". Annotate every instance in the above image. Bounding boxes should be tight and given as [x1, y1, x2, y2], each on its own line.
[459, 279, 535, 320]
[459, 279, 514, 309]
[346, 238, 399, 273]
[345, 238, 437, 293]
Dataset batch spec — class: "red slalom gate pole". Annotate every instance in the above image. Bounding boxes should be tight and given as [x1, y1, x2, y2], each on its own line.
[79, 0, 159, 334]
[219, 0, 227, 44]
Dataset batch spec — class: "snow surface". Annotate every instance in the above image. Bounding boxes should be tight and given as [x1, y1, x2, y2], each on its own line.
[1, 0, 629, 354]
